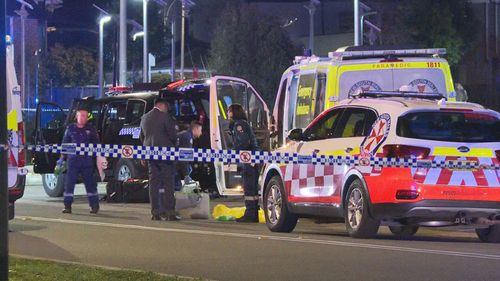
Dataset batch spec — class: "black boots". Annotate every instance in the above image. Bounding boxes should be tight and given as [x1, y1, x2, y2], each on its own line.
[62, 207, 72, 214]
[236, 200, 259, 223]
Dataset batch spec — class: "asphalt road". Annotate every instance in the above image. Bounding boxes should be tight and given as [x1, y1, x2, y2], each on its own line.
[8, 178, 500, 281]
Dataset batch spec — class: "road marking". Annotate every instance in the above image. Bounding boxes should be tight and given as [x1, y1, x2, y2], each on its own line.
[16, 216, 500, 261]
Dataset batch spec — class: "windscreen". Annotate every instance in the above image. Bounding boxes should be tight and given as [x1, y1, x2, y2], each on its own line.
[397, 111, 500, 143]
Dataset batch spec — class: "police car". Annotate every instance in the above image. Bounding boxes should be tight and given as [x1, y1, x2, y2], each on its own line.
[6, 36, 27, 220]
[270, 47, 459, 149]
[32, 76, 270, 197]
[260, 91, 500, 242]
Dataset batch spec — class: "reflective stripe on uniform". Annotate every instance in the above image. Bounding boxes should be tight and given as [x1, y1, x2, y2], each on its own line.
[244, 196, 259, 201]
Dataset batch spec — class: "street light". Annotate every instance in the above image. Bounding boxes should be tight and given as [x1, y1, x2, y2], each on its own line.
[99, 15, 112, 97]
[133, 31, 144, 41]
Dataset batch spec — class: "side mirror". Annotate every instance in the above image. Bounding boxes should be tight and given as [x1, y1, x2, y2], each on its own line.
[287, 128, 303, 141]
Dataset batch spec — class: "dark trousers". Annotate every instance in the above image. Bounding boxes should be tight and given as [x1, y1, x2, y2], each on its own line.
[64, 163, 99, 208]
[148, 160, 176, 216]
[242, 164, 259, 216]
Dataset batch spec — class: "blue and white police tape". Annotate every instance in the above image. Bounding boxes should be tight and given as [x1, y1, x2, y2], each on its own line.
[7, 143, 497, 171]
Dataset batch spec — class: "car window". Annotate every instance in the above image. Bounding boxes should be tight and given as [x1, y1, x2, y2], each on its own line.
[248, 88, 267, 129]
[397, 111, 500, 143]
[125, 100, 146, 125]
[294, 73, 316, 128]
[313, 73, 327, 119]
[287, 74, 299, 131]
[303, 109, 343, 141]
[105, 101, 127, 123]
[334, 108, 378, 138]
[216, 80, 248, 118]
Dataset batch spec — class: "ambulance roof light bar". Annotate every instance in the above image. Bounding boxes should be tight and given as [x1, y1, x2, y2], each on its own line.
[328, 48, 447, 60]
[352, 90, 446, 101]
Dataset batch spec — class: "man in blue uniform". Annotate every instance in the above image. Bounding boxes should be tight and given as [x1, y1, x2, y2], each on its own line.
[176, 120, 203, 184]
[59, 108, 100, 214]
[228, 104, 261, 223]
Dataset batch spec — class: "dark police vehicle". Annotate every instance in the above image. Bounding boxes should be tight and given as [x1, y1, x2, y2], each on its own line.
[32, 76, 270, 197]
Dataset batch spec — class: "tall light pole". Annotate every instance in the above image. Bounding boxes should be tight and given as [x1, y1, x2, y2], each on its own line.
[180, 0, 186, 78]
[15, 1, 34, 109]
[99, 15, 112, 97]
[304, 0, 319, 54]
[142, 0, 149, 82]
[119, 0, 127, 85]
[354, 0, 360, 46]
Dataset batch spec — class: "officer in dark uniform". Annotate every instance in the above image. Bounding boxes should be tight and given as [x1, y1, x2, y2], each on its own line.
[176, 120, 203, 184]
[140, 97, 179, 221]
[228, 104, 260, 223]
[59, 108, 100, 214]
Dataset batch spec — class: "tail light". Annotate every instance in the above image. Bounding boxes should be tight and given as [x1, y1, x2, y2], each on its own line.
[18, 122, 26, 167]
[382, 145, 430, 159]
[396, 190, 419, 200]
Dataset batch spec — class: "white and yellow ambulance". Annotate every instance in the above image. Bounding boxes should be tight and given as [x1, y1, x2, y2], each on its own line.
[270, 47, 456, 148]
[6, 35, 27, 220]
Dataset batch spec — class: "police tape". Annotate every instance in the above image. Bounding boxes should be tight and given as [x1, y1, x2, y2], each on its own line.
[1, 142, 497, 171]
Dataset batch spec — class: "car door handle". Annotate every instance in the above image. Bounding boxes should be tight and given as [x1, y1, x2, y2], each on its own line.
[345, 147, 353, 154]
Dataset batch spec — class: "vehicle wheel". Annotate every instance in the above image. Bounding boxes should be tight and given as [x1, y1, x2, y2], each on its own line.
[389, 225, 419, 237]
[476, 225, 500, 243]
[114, 159, 138, 181]
[344, 179, 380, 238]
[264, 176, 298, 233]
[42, 173, 65, 197]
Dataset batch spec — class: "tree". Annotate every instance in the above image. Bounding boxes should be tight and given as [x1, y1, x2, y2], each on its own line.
[408, 0, 476, 66]
[209, 2, 300, 106]
[46, 44, 97, 87]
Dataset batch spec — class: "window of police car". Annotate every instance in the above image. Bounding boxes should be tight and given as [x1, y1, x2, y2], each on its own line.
[125, 100, 146, 125]
[248, 88, 267, 129]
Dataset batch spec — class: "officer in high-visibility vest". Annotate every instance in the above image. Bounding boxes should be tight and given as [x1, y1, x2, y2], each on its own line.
[59, 108, 100, 214]
[228, 104, 260, 223]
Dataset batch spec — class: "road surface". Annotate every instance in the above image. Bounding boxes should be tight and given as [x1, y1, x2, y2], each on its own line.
[8, 176, 500, 281]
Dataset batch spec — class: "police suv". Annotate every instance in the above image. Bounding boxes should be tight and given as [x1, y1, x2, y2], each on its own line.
[32, 76, 270, 197]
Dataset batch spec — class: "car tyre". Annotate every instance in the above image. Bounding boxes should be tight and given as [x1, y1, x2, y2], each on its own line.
[389, 225, 419, 237]
[42, 173, 65, 197]
[475, 225, 500, 243]
[344, 179, 380, 238]
[264, 175, 298, 233]
[114, 159, 138, 181]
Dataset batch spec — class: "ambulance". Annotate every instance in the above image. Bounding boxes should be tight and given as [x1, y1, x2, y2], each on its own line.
[6, 36, 27, 220]
[260, 91, 500, 242]
[270, 47, 457, 149]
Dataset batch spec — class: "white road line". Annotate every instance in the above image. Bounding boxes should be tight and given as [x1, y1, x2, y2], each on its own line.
[15, 216, 500, 261]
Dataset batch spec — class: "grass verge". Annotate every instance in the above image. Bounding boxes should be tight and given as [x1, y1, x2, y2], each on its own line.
[9, 256, 194, 281]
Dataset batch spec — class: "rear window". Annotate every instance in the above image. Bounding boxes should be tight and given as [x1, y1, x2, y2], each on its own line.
[397, 111, 500, 143]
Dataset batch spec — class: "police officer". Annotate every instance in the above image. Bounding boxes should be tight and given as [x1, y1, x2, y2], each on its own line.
[140, 97, 179, 221]
[228, 104, 260, 223]
[59, 108, 100, 214]
[176, 120, 203, 184]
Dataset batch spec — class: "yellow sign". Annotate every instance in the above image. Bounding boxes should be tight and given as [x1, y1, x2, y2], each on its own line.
[7, 110, 17, 131]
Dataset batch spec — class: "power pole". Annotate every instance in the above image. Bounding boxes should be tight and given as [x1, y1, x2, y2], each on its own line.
[1, 0, 9, 278]
[119, 0, 127, 85]
[354, 0, 360, 45]
[180, 0, 185, 79]
[143, 0, 149, 82]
